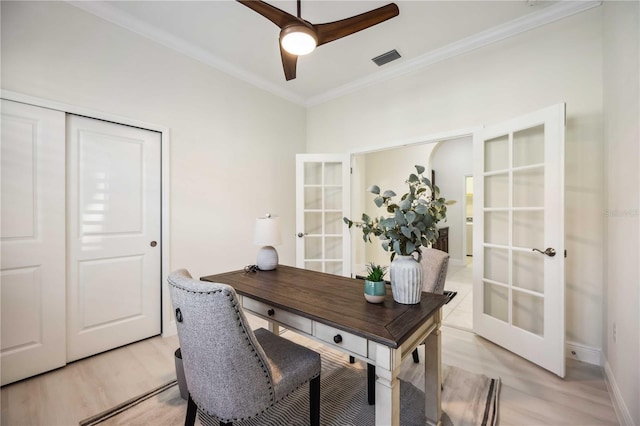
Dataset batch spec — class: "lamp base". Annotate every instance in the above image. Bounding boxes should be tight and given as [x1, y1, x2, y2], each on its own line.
[257, 246, 279, 271]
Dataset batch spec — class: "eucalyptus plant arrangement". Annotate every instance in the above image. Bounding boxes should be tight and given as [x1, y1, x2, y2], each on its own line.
[364, 262, 388, 282]
[344, 165, 452, 261]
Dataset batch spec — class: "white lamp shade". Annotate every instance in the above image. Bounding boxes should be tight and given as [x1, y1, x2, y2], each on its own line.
[254, 216, 282, 246]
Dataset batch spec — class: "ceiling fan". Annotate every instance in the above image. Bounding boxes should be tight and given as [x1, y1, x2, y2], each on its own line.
[237, 0, 399, 81]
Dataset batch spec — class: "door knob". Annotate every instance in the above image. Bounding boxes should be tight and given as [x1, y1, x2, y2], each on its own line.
[297, 232, 308, 238]
[532, 247, 556, 257]
[150, 241, 157, 247]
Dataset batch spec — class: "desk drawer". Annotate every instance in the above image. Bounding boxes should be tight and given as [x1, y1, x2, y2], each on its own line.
[314, 322, 367, 357]
[243, 298, 312, 334]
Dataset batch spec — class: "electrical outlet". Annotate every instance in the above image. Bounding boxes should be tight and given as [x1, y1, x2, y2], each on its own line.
[613, 322, 617, 343]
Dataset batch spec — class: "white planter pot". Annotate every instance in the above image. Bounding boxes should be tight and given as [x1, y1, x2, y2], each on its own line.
[390, 255, 423, 304]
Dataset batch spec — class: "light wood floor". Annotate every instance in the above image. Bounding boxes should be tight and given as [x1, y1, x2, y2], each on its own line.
[441, 261, 473, 330]
[1, 319, 618, 426]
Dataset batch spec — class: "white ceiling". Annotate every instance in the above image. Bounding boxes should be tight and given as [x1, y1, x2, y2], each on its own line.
[69, 1, 600, 106]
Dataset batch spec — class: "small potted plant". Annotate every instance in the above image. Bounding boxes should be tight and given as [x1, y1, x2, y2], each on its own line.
[363, 262, 388, 304]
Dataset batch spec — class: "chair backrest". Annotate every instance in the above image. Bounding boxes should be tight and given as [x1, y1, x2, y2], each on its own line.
[419, 248, 450, 294]
[168, 269, 275, 421]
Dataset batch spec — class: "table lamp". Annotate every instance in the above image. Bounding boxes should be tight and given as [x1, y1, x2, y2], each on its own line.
[254, 214, 282, 271]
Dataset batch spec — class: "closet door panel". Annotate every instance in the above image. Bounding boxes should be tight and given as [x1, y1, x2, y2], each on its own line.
[66, 115, 161, 362]
[1, 99, 66, 385]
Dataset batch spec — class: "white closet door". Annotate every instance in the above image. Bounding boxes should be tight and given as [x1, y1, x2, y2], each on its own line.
[1, 100, 66, 385]
[66, 115, 161, 362]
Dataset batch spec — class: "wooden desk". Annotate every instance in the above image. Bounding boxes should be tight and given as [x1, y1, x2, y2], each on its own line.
[201, 265, 446, 426]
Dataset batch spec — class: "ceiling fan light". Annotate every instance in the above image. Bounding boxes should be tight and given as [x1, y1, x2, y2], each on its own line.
[281, 26, 317, 56]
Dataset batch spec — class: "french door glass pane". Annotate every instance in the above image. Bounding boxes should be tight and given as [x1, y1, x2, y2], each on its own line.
[304, 163, 322, 185]
[305, 236, 322, 259]
[513, 210, 544, 248]
[325, 237, 342, 259]
[484, 211, 508, 246]
[513, 251, 544, 293]
[513, 125, 544, 167]
[324, 187, 342, 210]
[325, 261, 342, 275]
[483, 282, 508, 322]
[513, 167, 544, 207]
[305, 261, 323, 272]
[305, 212, 322, 234]
[484, 173, 509, 208]
[484, 135, 509, 172]
[325, 212, 342, 235]
[484, 247, 508, 284]
[513, 290, 544, 336]
[324, 162, 342, 185]
[304, 187, 322, 209]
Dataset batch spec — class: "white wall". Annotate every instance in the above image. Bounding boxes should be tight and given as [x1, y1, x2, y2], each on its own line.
[308, 7, 605, 355]
[351, 143, 439, 273]
[430, 136, 473, 265]
[1, 1, 306, 330]
[603, 1, 640, 424]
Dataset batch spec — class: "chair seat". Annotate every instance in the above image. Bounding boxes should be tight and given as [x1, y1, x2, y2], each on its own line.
[254, 328, 321, 401]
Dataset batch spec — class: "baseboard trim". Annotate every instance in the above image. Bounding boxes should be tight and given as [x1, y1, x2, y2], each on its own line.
[604, 360, 634, 426]
[565, 340, 601, 366]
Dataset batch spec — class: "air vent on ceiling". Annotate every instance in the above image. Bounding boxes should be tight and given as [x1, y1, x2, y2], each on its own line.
[372, 49, 401, 66]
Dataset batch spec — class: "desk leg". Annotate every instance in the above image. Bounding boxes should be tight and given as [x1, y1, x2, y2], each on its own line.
[367, 363, 376, 405]
[267, 322, 280, 335]
[424, 324, 442, 426]
[374, 345, 400, 426]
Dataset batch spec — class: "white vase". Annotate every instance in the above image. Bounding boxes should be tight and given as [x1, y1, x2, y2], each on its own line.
[390, 255, 423, 304]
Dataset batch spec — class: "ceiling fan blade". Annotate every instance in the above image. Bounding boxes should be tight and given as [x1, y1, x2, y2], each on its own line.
[313, 3, 399, 46]
[236, 0, 299, 29]
[280, 43, 298, 80]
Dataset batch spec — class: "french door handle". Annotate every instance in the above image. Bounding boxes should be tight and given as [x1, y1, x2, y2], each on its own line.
[297, 232, 308, 238]
[532, 247, 556, 257]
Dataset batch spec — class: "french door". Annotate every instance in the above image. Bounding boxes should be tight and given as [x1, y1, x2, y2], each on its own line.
[66, 115, 162, 362]
[295, 154, 351, 277]
[473, 104, 566, 377]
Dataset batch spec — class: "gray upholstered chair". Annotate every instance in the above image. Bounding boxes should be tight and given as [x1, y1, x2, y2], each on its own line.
[412, 248, 450, 363]
[168, 269, 321, 426]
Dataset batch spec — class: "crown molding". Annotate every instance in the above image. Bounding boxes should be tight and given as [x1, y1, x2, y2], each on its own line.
[305, 0, 602, 107]
[67, 1, 601, 109]
[67, 1, 307, 106]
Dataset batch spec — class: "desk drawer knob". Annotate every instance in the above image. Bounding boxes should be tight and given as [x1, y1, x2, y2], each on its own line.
[267, 309, 275, 317]
[333, 334, 343, 344]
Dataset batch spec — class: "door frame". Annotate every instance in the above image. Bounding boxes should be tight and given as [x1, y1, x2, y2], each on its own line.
[347, 128, 478, 276]
[462, 175, 474, 259]
[0, 90, 176, 337]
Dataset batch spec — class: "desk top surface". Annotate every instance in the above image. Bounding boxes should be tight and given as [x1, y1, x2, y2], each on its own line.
[201, 265, 447, 348]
